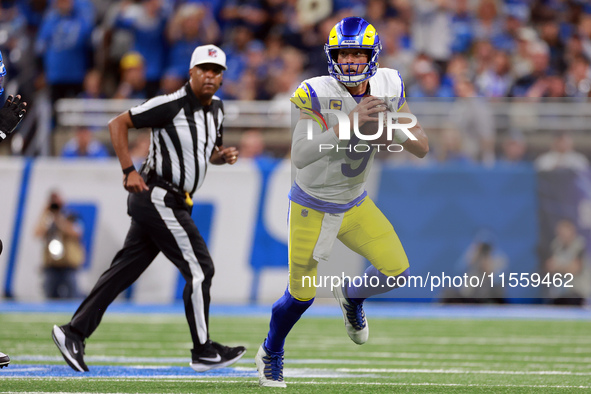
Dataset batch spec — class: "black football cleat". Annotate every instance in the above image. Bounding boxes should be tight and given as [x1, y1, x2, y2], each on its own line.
[52, 325, 89, 372]
[0, 352, 9, 368]
[190, 340, 246, 372]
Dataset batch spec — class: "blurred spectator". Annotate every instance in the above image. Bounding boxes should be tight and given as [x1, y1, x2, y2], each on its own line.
[17, 0, 50, 32]
[239, 129, 268, 159]
[442, 54, 472, 92]
[545, 219, 591, 305]
[158, 69, 185, 95]
[0, 1, 29, 78]
[34, 190, 84, 299]
[186, 0, 225, 24]
[473, 0, 505, 46]
[564, 34, 585, 67]
[61, 126, 110, 158]
[35, 0, 95, 103]
[492, 10, 525, 53]
[78, 69, 105, 99]
[527, 73, 567, 99]
[498, 129, 528, 165]
[449, 0, 474, 54]
[540, 18, 566, 75]
[264, 33, 284, 73]
[511, 27, 539, 79]
[407, 59, 454, 98]
[436, 127, 472, 164]
[411, 0, 452, 66]
[234, 69, 258, 100]
[379, 18, 414, 81]
[449, 78, 496, 165]
[565, 55, 591, 98]
[471, 39, 496, 78]
[245, 40, 269, 82]
[219, 24, 252, 98]
[266, 46, 303, 101]
[113, 51, 147, 99]
[280, 46, 305, 78]
[363, 0, 390, 32]
[535, 131, 589, 171]
[476, 50, 513, 98]
[443, 229, 507, 303]
[510, 41, 551, 97]
[165, 3, 219, 80]
[578, 13, 591, 61]
[220, 0, 267, 36]
[113, 0, 169, 97]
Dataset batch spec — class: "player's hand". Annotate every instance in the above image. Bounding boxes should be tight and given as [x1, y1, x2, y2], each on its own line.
[0, 95, 27, 140]
[348, 95, 387, 127]
[220, 147, 239, 165]
[123, 171, 149, 193]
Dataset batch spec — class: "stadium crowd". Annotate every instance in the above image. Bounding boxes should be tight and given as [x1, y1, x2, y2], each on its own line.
[0, 0, 590, 161]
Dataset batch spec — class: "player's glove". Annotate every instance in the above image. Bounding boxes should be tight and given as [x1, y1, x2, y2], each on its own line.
[0, 95, 27, 141]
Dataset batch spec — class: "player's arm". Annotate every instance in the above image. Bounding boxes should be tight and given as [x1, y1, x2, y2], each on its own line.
[396, 102, 429, 158]
[108, 111, 148, 193]
[291, 110, 340, 169]
[0, 95, 27, 142]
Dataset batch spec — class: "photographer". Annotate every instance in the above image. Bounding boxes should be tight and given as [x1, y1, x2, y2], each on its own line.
[34, 191, 85, 299]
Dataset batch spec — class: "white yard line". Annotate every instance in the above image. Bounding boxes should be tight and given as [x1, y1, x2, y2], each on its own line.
[1, 380, 590, 390]
[335, 367, 591, 376]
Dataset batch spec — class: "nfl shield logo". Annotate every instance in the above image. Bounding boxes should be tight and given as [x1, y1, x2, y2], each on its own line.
[301, 209, 308, 217]
[208, 48, 217, 57]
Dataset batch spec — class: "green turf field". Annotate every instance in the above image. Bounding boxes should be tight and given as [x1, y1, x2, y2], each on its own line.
[1, 311, 590, 393]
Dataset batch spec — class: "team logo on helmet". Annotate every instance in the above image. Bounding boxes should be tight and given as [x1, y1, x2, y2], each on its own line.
[324, 17, 382, 87]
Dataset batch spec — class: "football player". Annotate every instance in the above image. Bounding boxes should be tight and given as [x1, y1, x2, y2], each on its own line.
[255, 17, 429, 387]
[0, 50, 27, 143]
[0, 50, 27, 369]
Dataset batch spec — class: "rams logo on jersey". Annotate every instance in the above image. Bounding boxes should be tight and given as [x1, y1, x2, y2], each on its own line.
[290, 82, 321, 114]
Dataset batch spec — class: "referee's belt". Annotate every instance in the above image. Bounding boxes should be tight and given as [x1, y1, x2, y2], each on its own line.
[145, 171, 193, 207]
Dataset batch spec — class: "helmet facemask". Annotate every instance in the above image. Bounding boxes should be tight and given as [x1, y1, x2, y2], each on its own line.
[324, 17, 382, 87]
[325, 47, 380, 87]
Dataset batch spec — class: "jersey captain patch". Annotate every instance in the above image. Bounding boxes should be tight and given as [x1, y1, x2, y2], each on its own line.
[329, 100, 342, 110]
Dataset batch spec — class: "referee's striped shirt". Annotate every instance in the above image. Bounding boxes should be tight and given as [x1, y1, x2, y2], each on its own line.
[129, 84, 224, 195]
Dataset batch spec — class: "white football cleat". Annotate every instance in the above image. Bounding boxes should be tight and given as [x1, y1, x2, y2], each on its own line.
[333, 283, 369, 344]
[255, 342, 286, 388]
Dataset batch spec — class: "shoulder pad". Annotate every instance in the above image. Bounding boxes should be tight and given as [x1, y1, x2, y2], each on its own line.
[290, 82, 321, 113]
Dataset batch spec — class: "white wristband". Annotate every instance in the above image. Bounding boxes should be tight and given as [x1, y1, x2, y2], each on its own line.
[393, 128, 409, 144]
[0, 130, 6, 140]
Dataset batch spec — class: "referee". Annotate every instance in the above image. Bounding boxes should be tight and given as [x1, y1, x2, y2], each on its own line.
[52, 44, 246, 373]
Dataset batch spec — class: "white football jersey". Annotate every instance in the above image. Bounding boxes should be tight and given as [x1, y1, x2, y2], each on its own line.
[290, 68, 406, 204]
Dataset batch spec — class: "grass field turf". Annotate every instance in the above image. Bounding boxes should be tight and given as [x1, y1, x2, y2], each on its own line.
[1, 309, 590, 393]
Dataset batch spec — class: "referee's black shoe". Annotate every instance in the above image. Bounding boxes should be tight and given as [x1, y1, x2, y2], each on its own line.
[0, 352, 9, 368]
[190, 340, 246, 372]
[52, 325, 89, 372]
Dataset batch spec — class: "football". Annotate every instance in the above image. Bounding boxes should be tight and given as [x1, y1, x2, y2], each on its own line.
[359, 98, 387, 135]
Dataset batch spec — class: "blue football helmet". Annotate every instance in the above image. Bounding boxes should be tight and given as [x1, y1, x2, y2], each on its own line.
[324, 17, 382, 87]
[0, 51, 5, 95]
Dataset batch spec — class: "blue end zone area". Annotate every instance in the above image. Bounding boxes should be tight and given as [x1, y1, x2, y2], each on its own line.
[1, 364, 256, 378]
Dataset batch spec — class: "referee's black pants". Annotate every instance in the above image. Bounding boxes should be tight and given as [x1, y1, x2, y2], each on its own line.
[68, 185, 215, 352]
